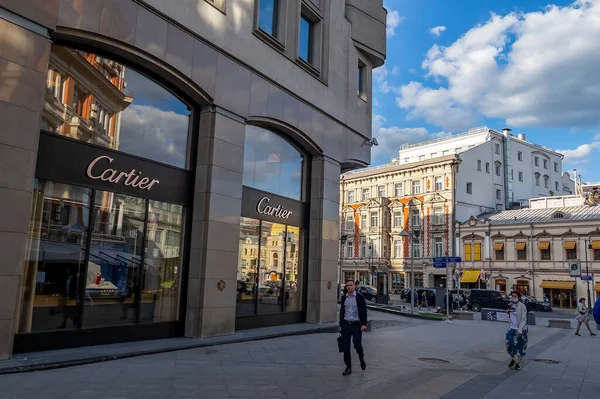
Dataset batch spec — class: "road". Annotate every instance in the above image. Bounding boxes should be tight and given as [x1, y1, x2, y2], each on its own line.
[0, 310, 598, 398]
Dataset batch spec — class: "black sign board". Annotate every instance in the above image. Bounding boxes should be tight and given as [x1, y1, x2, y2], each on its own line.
[241, 186, 308, 227]
[35, 132, 192, 204]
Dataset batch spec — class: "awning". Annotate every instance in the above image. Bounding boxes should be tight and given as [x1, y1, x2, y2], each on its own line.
[515, 242, 526, 251]
[595, 283, 600, 291]
[564, 241, 577, 250]
[493, 243, 504, 251]
[538, 242, 550, 250]
[539, 281, 575, 290]
[460, 269, 481, 283]
[591, 241, 600, 250]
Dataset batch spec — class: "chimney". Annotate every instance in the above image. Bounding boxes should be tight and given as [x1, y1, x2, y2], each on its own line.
[502, 127, 511, 136]
[517, 133, 526, 141]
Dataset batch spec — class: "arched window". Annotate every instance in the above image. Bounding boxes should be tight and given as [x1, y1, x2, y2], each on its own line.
[243, 126, 304, 200]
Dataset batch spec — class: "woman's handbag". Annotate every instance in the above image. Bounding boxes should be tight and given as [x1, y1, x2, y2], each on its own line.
[337, 333, 344, 352]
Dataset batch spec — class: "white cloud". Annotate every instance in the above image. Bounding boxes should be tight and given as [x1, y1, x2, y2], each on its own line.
[396, 1, 600, 132]
[391, 66, 401, 75]
[386, 10, 404, 37]
[372, 66, 399, 94]
[371, 115, 450, 163]
[430, 25, 447, 37]
[556, 142, 600, 163]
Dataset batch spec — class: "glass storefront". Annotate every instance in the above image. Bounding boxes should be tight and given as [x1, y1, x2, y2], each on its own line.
[236, 218, 304, 316]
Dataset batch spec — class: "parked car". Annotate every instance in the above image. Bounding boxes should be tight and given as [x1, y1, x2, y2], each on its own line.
[357, 285, 378, 303]
[522, 295, 553, 312]
[467, 289, 510, 312]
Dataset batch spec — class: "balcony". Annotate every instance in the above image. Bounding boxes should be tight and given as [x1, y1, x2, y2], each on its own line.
[345, 0, 387, 67]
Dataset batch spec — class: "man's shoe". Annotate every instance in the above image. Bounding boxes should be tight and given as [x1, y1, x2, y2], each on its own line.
[514, 363, 522, 371]
[360, 358, 366, 370]
[508, 359, 515, 368]
[342, 367, 352, 376]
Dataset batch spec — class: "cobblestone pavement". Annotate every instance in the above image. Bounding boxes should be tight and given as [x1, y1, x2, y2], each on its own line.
[0, 311, 597, 399]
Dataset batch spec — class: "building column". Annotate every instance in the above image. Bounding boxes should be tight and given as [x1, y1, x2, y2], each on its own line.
[306, 156, 340, 323]
[185, 107, 245, 338]
[0, 15, 51, 359]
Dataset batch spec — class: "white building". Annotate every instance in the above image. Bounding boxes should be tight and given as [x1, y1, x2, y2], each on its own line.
[395, 127, 575, 222]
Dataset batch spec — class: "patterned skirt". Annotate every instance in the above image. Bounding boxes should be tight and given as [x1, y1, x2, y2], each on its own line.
[506, 327, 528, 357]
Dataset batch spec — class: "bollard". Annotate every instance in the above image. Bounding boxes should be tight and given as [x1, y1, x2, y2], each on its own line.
[527, 311, 536, 326]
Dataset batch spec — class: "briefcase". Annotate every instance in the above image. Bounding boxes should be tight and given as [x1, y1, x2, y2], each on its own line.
[337, 333, 344, 352]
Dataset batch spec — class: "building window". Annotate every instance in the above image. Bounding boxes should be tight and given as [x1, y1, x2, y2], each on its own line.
[565, 241, 577, 260]
[433, 206, 444, 225]
[345, 215, 354, 230]
[394, 211, 402, 227]
[494, 242, 504, 260]
[464, 243, 471, 261]
[362, 188, 370, 201]
[518, 151, 523, 161]
[496, 189, 502, 200]
[539, 242, 551, 260]
[412, 239, 421, 258]
[395, 183, 403, 197]
[370, 212, 378, 228]
[544, 176, 549, 188]
[410, 209, 420, 228]
[516, 242, 527, 260]
[357, 62, 366, 98]
[360, 213, 367, 228]
[554, 162, 559, 172]
[485, 162, 490, 173]
[244, 126, 304, 200]
[378, 185, 386, 197]
[555, 181, 559, 191]
[360, 239, 366, 257]
[594, 249, 600, 261]
[299, 14, 314, 64]
[535, 175, 540, 186]
[434, 237, 443, 257]
[394, 240, 402, 258]
[495, 143, 500, 154]
[347, 190, 355, 203]
[346, 241, 354, 258]
[257, 0, 279, 38]
[466, 182, 472, 194]
[412, 180, 421, 194]
[543, 159, 548, 169]
[495, 164, 501, 176]
[534, 156, 539, 166]
[518, 171, 523, 182]
[434, 176, 443, 191]
[477, 160, 482, 171]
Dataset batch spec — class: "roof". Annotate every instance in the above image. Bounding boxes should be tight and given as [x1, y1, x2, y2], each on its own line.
[342, 154, 459, 180]
[475, 205, 600, 225]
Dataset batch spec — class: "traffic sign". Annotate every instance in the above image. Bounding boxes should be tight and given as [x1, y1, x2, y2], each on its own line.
[433, 257, 447, 263]
[447, 257, 462, 263]
[432, 256, 462, 264]
[581, 275, 593, 281]
[433, 262, 447, 268]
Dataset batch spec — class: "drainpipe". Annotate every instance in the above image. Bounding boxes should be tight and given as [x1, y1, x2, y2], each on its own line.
[338, 179, 345, 301]
[530, 223, 536, 298]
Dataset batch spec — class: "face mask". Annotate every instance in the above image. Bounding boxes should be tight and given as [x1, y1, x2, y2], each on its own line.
[511, 298, 519, 303]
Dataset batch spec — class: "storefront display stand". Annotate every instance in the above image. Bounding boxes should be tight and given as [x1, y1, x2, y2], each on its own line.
[0, 322, 338, 375]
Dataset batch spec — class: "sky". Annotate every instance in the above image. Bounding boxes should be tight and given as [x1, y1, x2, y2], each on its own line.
[374, 0, 600, 183]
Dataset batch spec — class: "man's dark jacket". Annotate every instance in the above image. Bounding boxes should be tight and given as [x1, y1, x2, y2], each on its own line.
[339, 292, 368, 327]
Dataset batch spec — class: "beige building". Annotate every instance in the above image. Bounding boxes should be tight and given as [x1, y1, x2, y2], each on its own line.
[457, 197, 600, 309]
[340, 155, 460, 294]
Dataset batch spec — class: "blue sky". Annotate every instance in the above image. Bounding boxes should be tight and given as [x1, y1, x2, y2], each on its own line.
[374, 0, 600, 183]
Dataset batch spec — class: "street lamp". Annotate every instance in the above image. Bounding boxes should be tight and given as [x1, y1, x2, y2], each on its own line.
[585, 237, 592, 312]
[399, 229, 413, 313]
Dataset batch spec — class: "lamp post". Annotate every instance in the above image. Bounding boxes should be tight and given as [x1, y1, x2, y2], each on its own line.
[338, 234, 348, 301]
[585, 237, 592, 312]
[399, 229, 413, 313]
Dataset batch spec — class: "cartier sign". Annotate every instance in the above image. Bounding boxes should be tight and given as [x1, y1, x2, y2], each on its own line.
[86, 155, 160, 190]
[256, 196, 292, 219]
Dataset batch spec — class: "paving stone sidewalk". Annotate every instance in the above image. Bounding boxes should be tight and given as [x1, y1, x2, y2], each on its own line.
[0, 311, 596, 398]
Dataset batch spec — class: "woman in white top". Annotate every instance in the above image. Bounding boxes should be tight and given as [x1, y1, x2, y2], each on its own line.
[505, 291, 528, 370]
[575, 298, 597, 337]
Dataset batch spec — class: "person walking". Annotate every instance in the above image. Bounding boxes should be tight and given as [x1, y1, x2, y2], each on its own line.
[419, 290, 429, 311]
[575, 298, 597, 337]
[506, 291, 528, 370]
[339, 279, 368, 376]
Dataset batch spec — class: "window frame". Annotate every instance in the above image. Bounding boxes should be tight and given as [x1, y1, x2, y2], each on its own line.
[434, 176, 443, 191]
[296, 1, 323, 74]
[205, 0, 226, 13]
[370, 211, 378, 228]
[377, 185, 385, 198]
[254, 0, 286, 49]
[466, 182, 472, 194]
[362, 188, 370, 201]
[393, 211, 402, 227]
[477, 160, 481, 171]
[357, 61, 366, 100]
[395, 183, 403, 197]
[412, 180, 421, 194]
[517, 151, 523, 161]
[347, 190, 355, 203]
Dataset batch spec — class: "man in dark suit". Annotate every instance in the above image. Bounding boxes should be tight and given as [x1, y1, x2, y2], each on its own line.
[339, 279, 368, 376]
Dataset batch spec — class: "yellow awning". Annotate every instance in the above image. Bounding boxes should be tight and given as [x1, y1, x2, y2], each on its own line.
[515, 242, 526, 251]
[538, 242, 550, 250]
[493, 243, 504, 250]
[595, 283, 600, 291]
[460, 270, 481, 283]
[591, 241, 600, 250]
[564, 241, 576, 250]
[539, 281, 575, 290]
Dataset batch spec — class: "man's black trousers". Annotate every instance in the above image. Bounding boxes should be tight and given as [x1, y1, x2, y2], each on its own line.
[341, 321, 364, 368]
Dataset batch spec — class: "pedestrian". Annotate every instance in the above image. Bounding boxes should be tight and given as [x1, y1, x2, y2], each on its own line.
[419, 290, 429, 311]
[339, 279, 368, 376]
[506, 291, 528, 370]
[575, 298, 597, 337]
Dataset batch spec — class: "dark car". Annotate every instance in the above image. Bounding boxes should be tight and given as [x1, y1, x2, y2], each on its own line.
[467, 289, 509, 312]
[357, 285, 378, 303]
[522, 295, 552, 312]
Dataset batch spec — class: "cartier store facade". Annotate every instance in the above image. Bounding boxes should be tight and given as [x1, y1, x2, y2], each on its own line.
[0, 0, 385, 358]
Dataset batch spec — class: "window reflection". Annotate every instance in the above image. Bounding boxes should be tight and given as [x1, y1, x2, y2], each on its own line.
[19, 180, 91, 332]
[284, 226, 303, 312]
[258, 222, 286, 314]
[243, 126, 303, 200]
[42, 45, 191, 168]
[237, 217, 260, 316]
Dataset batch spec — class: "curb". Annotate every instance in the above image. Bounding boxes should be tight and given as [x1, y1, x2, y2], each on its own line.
[0, 325, 338, 375]
[367, 304, 444, 321]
